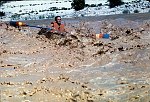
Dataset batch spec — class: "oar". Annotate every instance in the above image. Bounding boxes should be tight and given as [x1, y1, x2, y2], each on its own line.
[9, 21, 52, 30]
[26, 25, 52, 30]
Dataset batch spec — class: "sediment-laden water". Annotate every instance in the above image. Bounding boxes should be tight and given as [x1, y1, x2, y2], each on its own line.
[0, 14, 150, 102]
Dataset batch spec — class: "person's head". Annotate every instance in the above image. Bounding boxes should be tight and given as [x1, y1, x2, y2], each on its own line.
[55, 16, 61, 25]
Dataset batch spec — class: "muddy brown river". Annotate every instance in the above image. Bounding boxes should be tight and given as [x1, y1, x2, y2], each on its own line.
[0, 13, 150, 102]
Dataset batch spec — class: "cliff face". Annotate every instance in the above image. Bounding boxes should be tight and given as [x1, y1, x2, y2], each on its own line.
[1, 0, 150, 21]
[0, 17, 150, 101]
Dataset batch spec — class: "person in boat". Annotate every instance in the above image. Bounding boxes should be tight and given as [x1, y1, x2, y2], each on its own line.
[50, 16, 66, 34]
[38, 16, 66, 36]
